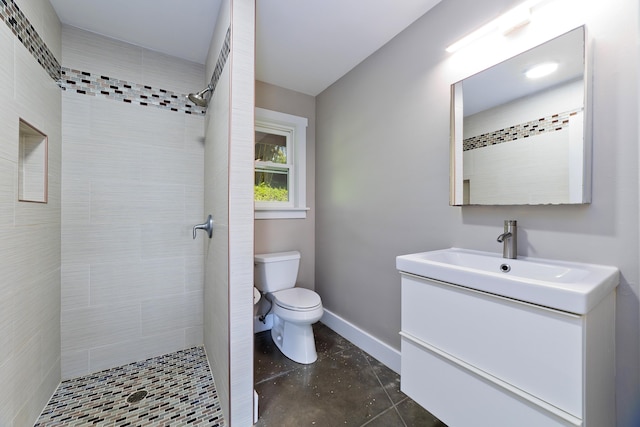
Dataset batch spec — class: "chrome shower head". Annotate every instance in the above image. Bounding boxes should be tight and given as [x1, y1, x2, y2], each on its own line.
[188, 84, 212, 107]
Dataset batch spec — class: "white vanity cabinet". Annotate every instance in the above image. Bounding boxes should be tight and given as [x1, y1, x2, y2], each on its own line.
[400, 273, 616, 427]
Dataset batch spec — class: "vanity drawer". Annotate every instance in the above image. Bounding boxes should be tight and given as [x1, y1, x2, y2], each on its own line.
[401, 274, 583, 417]
[401, 336, 581, 427]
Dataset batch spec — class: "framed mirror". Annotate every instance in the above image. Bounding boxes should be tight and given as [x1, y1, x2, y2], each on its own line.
[450, 26, 590, 206]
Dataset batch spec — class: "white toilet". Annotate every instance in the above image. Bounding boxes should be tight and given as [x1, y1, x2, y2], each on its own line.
[254, 251, 323, 364]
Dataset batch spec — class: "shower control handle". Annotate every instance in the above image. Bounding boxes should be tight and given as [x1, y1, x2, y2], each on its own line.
[193, 215, 214, 239]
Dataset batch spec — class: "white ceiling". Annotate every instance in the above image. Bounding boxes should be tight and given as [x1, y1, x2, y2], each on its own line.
[50, 0, 442, 96]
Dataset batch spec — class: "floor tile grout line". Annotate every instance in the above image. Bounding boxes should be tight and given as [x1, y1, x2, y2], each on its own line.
[361, 347, 399, 407]
[358, 405, 400, 427]
[358, 346, 407, 426]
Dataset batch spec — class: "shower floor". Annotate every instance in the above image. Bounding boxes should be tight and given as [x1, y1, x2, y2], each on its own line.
[35, 347, 225, 427]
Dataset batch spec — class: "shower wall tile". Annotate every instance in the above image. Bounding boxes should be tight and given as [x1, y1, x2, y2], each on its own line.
[0, 321, 11, 369]
[14, 268, 59, 352]
[12, 335, 41, 415]
[13, 359, 60, 427]
[41, 312, 62, 376]
[185, 255, 205, 292]
[86, 140, 142, 182]
[61, 91, 90, 139]
[91, 97, 184, 147]
[60, 178, 90, 225]
[185, 184, 205, 223]
[62, 224, 142, 264]
[141, 291, 204, 336]
[14, 0, 61, 61]
[61, 264, 90, 310]
[90, 259, 185, 306]
[89, 329, 185, 374]
[0, 356, 14, 424]
[0, 159, 16, 227]
[186, 326, 205, 348]
[0, 1, 61, 425]
[0, 103, 18, 163]
[60, 349, 89, 380]
[14, 40, 60, 126]
[0, 24, 14, 108]
[61, 303, 141, 352]
[139, 145, 202, 185]
[61, 27, 205, 379]
[62, 25, 143, 85]
[142, 48, 206, 96]
[89, 180, 145, 224]
[138, 183, 186, 222]
[140, 222, 196, 259]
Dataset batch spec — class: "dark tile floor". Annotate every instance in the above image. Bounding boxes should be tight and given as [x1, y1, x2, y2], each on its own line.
[254, 323, 447, 427]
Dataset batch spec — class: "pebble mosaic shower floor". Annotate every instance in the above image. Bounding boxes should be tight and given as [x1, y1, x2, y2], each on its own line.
[35, 347, 225, 427]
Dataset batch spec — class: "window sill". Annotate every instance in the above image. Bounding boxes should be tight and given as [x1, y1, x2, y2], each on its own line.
[255, 207, 310, 220]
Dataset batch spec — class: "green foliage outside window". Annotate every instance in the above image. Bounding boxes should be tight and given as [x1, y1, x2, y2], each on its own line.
[254, 182, 288, 202]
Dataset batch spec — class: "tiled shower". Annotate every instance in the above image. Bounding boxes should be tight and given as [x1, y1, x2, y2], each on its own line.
[0, 0, 255, 424]
[59, 24, 207, 380]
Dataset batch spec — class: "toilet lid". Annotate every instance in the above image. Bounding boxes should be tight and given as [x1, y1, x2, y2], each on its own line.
[273, 288, 321, 310]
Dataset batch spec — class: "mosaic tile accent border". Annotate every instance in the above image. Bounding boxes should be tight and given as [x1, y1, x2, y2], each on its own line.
[463, 108, 582, 151]
[2, 0, 231, 116]
[59, 67, 208, 115]
[58, 26, 231, 115]
[205, 26, 231, 103]
[35, 347, 226, 427]
[0, 0, 60, 81]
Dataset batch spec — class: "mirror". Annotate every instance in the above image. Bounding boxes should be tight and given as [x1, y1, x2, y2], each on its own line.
[450, 26, 590, 206]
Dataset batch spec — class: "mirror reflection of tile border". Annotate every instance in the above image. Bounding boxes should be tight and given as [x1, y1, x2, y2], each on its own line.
[463, 108, 582, 151]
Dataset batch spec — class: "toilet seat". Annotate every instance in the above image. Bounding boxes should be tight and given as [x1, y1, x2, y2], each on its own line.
[273, 288, 321, 311]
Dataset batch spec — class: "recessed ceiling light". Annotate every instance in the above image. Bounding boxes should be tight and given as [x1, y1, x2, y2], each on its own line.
[524, 62, 559, 79]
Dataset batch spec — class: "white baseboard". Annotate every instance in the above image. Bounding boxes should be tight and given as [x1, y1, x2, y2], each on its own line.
[321, 309, 401, 374]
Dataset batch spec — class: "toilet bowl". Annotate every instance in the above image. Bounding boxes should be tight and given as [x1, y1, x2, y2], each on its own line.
[254, 251, 323, 364]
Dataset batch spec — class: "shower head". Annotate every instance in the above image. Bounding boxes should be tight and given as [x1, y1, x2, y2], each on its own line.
[188, 84, 212, 107]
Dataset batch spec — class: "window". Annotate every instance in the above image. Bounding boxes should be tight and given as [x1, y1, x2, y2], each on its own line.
[255, 108, 308, 219]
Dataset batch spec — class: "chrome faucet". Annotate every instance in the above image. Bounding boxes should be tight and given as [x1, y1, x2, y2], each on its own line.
[497, 220, 517, 259]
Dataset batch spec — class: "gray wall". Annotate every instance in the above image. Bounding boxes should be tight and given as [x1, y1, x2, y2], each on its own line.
[255, 81, 316, 290]
[0, 1, 61, 425]
[315, 0, 639, 425]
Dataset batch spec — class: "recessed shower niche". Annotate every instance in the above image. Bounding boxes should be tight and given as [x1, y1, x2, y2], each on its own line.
[18, 119, 48, 203]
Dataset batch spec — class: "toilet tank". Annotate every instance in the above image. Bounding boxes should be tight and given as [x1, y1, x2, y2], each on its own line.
[254, 251, 301, 293]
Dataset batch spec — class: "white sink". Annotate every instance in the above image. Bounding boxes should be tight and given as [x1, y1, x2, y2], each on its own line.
[396, 248, 619, 314]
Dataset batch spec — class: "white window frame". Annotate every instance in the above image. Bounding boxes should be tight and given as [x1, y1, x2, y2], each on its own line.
[255, 107, 308, 219]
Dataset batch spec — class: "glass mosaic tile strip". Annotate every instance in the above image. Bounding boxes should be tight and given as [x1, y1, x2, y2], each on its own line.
[0, 0, 60, 81]
[35, 346, 226, 427]
[463, 108, 582, 151]
[207, 26, 231, 100]
[60, 67, 208, 115]
[57, 27, 231, 115]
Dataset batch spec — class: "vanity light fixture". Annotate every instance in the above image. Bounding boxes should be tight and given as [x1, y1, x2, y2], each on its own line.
[524, 61, 559, 78]
[446, 0, 546, 53]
